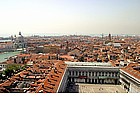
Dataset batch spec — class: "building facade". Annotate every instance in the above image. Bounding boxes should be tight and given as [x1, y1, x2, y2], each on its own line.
[120, 69, 140, 93]
[57, 66, 69, 93]
[65, 62, 120, 85]
[13, 32, 26, 49]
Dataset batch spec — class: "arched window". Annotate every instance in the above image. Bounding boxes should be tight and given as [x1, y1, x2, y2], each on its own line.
[89, 72, 91, 76]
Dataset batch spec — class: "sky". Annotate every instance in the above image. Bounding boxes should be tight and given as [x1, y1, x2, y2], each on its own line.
[0, 0, 140, 36]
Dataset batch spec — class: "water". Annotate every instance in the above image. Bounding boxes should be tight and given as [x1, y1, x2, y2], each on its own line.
[0, 51, 21, 63]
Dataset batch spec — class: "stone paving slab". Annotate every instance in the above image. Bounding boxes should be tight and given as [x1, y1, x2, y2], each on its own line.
[77, 84, 127, 93]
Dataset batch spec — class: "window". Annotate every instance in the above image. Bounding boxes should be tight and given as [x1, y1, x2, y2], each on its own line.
[113, 73, 114, 77]
[73, 71, 74, 75]
[89, 72, 91, 76]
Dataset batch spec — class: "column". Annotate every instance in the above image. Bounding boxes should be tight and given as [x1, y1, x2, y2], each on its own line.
[83, 79, 85, 83]
[101, 79, 103, 84]
[71, 71, 73, 76]
[101, 72, 103, 76]
[84, 71, 86, 76]
[87, 72, 89, 77]
[77, 71, 79, 76]
[90, 79, 92, 83]
[107, 72, 109, 76]
[74, 71, 76, 76]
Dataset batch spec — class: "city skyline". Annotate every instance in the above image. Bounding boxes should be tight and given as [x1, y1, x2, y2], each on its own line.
[0, 0, 140, 36]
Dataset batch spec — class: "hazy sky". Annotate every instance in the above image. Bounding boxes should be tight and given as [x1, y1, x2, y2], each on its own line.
[0, 0, 140, 36]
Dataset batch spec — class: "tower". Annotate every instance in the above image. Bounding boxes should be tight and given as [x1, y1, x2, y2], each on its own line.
[109, 33, 111, 41]
[102, 33, 104, 40]
[65, 41, 69, 54]
[18, 32, 26, 49]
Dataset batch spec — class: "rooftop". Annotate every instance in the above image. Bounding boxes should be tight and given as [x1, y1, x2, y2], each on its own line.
[65, 62, 113, 67]
[0, 57, 67, 93]
[121, 63, 140, 81]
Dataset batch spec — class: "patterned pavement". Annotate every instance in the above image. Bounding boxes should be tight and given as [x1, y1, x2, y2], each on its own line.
[77, 84, 127, 93]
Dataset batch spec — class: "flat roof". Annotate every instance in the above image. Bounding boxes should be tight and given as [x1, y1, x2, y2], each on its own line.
[65, 62, 112, 67]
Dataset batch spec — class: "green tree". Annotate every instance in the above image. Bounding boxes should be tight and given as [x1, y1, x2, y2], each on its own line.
[4, 64, 21, 78]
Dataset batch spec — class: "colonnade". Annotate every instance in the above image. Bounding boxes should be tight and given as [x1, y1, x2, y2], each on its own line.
[69, 71, 118, 77]
[68, 70, 119, 84]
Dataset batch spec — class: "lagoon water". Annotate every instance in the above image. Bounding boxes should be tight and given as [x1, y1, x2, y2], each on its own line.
[0, 51, 21, 63]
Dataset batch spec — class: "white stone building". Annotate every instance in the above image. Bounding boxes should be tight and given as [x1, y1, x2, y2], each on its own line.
[120, 69, 140, 93]
[65, 62, 120, 85]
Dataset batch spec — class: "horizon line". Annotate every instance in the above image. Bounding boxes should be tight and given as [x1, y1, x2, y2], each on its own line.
[0, 33, 140, 37]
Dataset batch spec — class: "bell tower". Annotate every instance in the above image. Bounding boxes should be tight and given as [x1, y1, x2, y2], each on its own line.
[109, 33, 112, 41]
[65, 41, 69, 54]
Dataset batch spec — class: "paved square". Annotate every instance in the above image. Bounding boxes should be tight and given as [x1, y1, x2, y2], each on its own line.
[77, 84, 127, 93]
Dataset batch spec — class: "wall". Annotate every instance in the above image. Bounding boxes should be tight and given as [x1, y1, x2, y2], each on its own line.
[67, 66, 120, 84]
[57, 67, 69, 93]
[120, 70, 140, 93]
